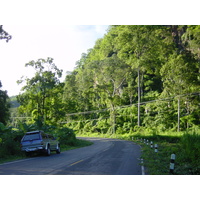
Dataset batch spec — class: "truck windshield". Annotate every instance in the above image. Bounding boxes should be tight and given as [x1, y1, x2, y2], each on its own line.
[22, 133, 40, 141]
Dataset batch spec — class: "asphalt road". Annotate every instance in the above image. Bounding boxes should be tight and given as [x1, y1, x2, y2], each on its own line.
[0, 137, 142, 175]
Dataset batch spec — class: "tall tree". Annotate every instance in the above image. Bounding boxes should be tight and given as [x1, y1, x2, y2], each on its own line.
[17, 57, 63, 126]
[113, 25, 167, 126]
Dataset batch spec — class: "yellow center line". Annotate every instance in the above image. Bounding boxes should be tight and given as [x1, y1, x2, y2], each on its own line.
[103, 148, 109, 152]
[69, 160, 84, 166]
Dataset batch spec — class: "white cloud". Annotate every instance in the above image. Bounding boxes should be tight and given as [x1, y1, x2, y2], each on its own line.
[95, 25, 109, 35]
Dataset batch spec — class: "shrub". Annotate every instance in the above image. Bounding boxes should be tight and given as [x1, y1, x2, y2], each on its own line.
[179, 131, 200, 173]
[53, 127, 76, 146]
[0, 129, 24, 158]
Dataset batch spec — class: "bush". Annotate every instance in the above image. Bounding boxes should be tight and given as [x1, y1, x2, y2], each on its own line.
[0, 128, 24, 158]
[0, 122, 77, 159]
[178, 131, 200, 173]
[53, 127, 76, 146]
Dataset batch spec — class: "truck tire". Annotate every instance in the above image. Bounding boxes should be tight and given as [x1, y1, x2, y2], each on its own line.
[56, 145, 61, 154]
[46, 145, 51, 156]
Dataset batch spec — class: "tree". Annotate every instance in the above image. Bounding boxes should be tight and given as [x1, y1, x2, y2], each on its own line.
[160, 51, 200, 130]
[182, 25, 200, 59]
[0, 81, 10, 124]
[113, 25, 167, 126]
[0, 26, 12, 124]
[17, 57, 63, 127]
[90, 55, 131, 134]
[63, 71, 82, 119]
[61, 25, 200, 134]
[0, 25, 12, 42]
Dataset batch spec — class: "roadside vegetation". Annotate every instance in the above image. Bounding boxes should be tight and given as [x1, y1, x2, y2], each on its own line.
[0, 122, 92, 164]
[129, 128, 200, 175]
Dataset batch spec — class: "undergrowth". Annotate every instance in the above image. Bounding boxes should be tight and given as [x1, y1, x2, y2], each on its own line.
[131, 130, 200, 175]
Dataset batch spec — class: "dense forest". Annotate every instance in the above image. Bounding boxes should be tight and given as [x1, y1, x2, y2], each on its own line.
[2, 25, 199, 134]
[60, 25, 200, 134]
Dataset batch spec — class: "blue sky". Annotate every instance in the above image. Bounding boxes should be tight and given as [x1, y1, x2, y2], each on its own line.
[0, 25, 109, 96]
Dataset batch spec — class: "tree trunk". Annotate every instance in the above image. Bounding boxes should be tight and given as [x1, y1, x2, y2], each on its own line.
[177, 97, 180, 132]
[110, 103, 116, 135]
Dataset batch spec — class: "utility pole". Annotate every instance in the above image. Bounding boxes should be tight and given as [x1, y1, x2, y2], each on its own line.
[178, 97, 180, 132]
[138, 67, 141, 127]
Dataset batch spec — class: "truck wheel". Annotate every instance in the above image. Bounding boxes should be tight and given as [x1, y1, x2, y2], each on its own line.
[25, 152, 32, 157]
[56, 145, 61, 154]
[46, 145, 51, 156]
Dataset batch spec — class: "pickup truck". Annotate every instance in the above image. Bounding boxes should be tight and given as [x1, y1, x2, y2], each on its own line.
[21, 130, 60, 156]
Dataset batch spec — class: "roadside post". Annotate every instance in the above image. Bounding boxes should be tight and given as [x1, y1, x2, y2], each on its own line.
[169, 154, 176, 174]
[154, 144, 158, 153]
[150, 141, 153, 148]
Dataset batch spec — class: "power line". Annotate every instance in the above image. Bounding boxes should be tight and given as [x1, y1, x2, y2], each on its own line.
[65, 108, 109, 116]
[65, 92, 200, 117]
[60, 117, 110, 124]
[10, 92, 200, 121]
[11, 117, 32, 119]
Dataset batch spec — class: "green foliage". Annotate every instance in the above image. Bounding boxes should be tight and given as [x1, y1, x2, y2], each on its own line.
[9, 96, 20, 108]
[60, 25, 199, 135]
[0, 81, 10, 125]
[53, 127, 76, 146]
[0, 124, 24, 158]
[160, 52, 199, 96]
[128, 128, 200, 174]
[17, 57, 64, 126]
[178, 130, 200, 174]
[0, 121, 78, 161]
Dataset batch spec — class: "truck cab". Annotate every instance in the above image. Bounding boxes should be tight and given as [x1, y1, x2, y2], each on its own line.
[21, 130, 60, 156]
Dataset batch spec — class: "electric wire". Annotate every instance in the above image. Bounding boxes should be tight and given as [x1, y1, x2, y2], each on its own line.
[10, 92, 200, 123]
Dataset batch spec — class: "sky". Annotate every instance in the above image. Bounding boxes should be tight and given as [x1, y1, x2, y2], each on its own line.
[1, 1, 197, 97]
[0, 25, 109, 96]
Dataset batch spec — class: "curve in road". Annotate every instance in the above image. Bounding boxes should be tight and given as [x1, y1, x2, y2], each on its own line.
[0, 137, 142, 175]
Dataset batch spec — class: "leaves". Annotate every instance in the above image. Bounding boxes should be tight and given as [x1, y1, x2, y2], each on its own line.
[0, 81, 10, 125]
[17, 58, 64, 126]
[62, 25, 200, 133]
[8, 25, 199, 134]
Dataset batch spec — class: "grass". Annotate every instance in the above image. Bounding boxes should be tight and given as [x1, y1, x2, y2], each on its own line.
[137, 140, 179, 175]
[0, 154, 26, 164]
[131, 131, 200, 175]
[60, 139, 93, 151]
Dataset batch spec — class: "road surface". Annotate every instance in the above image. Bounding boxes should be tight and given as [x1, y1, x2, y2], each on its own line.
[0, 137, 142, 175]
